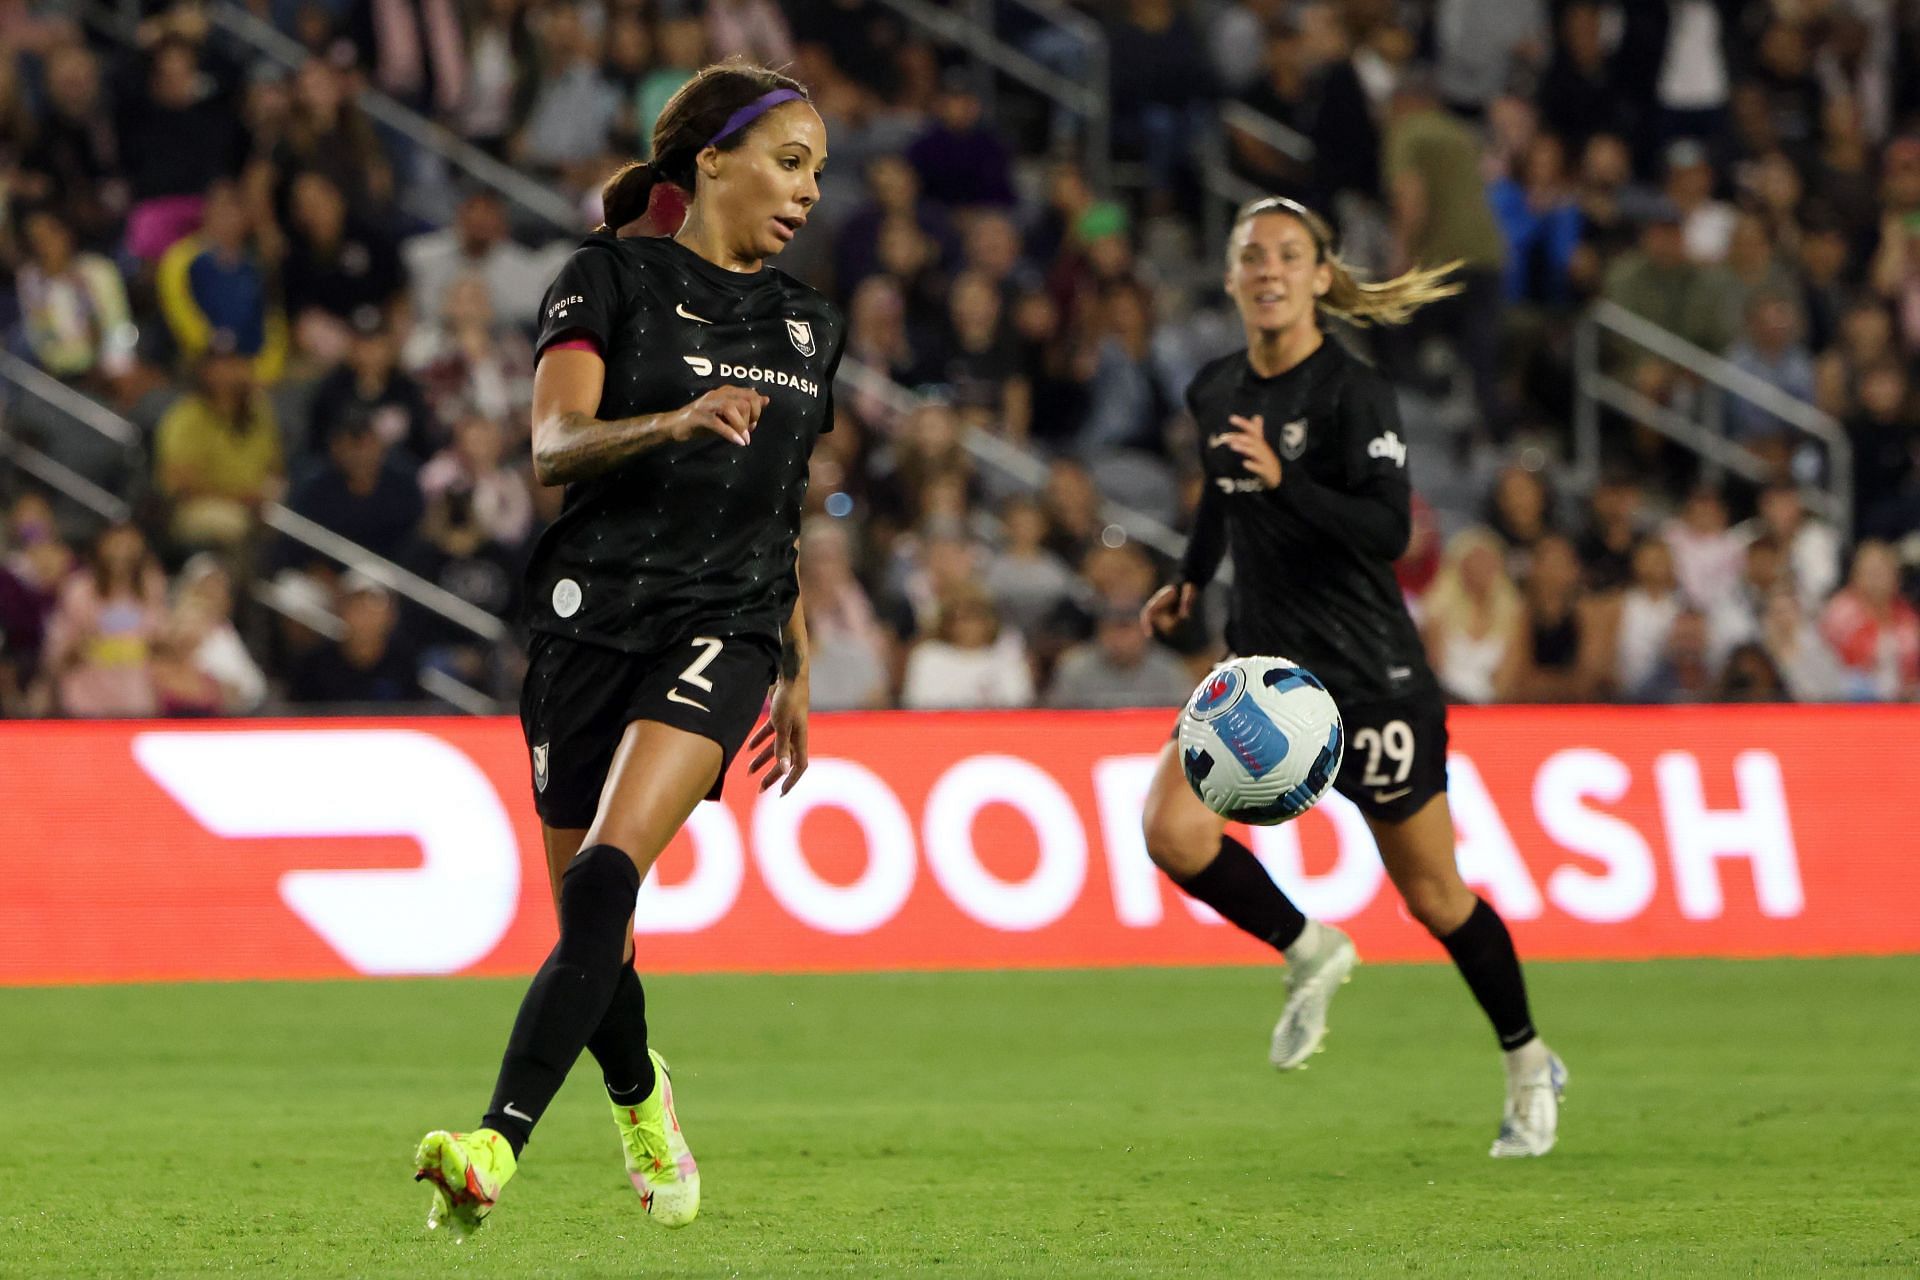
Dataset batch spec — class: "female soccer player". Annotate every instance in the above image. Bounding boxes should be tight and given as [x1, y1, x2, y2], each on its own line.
[414, 64, 843, 1233]
[1141, 197, 1568, 1158]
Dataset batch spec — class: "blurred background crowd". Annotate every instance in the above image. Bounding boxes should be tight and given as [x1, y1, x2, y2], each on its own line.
[3, 0, 1920, 718]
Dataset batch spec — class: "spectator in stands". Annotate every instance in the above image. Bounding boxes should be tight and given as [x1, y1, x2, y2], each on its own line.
[510, 2, 618, 186]
[1489, 133, 1583, 309]
[1421, 528, 1524, 704]
[939, 270, 1029, 439]
[1535, 2, 1621, 154]
[1508, 532, 1607, 701]
[1842, 360, 1920, 540]
[1613, 536, 1686, 700]
[1637, 606, 1718, 704]
[1075, 280, 1173, 458]
[281, 171, 405, 361]
[1040, 457, 1103, 565]
[1760, 585, 1845, 702]
[14, 206, 135, 384]
[149, 554, 266, 715]
[958, 209, 1033, 298]
[1725, 291, 1816, 455]
[1047, 596, 1191, 709]
[154, 336, 285, 555]
[1738, 483, 1842, 612]
[1662, 139, 1736, 266]
[1705, 534, 1788, 667]
[1600, 206, 1734, 395]
[1433, 0, 1548, 118]
[635, 16, 706, 160]
[1486, 463, 1557, 579]
[798, 517, 892, 710]
[39, 521, 166, 717]
[1227, 23, 1315, 201]
[116, 34, 247, 263]
[907, 74, 1016, 210]
[842, 275, 932, 412]
[403, 185, 558, 329]
[403, 274, 535, 432]
[1566, 134, 1641, 298]
[268, 59, 395, 221]
[1715, 641, 1789, 702]
[1820, 538, 1920, 700]
[283, 412, 425, 568]
[705, 0, 796, 68]
[344, 0, 468, 123]
[456, 0, 534, 157]
[156, 180, 289, 385]
[1868, 200, 1920, 355]
[308, 306, 437, 464]
[1105, 0, 1216, 211]
[417, 412, 533, 552]
[1208, 0, 1286, 98]
[18, 43, 124, 251]
[1815, 299, 1896, 418]
[984, 494, 1076, 641]
[288, 572, 419, 705]
[1663, 485, 1744, 614]
[1719, 214, 1801, 344]
[0, 492, 71, 707]
[1382, 73, 1510, 433]
[900, 583, 1034, 709]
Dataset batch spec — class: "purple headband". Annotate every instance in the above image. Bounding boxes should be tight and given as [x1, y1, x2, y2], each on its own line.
[707, 88, 806, 148]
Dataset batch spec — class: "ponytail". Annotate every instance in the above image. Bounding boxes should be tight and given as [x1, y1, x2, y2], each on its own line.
[596, 160, 660, 234]
[1320, 257, 1465, 327]
[1230, 195, 1464, 328]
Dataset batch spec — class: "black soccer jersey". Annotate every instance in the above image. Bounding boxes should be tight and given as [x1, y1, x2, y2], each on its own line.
[525, 233, 845, 654]
[1179, 338, 1435, 703]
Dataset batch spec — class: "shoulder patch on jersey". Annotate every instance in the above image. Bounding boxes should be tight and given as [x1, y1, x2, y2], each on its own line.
[785, 318, 816, 357]
[1367, 430, 1408, 467]
[1278, 418, 1309, 461]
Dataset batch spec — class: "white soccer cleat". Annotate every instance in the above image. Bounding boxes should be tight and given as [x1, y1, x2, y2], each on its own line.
[1269, 927, 1358, 1070]
[1489, 1048, 1568, 1158]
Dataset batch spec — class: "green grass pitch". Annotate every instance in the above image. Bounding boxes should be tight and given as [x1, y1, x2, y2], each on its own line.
[3, 957, 1916, 1277]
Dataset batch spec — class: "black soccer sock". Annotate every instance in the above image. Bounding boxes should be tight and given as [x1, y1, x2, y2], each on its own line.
[1171, 834, 1308, 953]
[1437, 897, 1537, 1051]
[481, 844, 640, 1156]
[586, 962, 656, 1107]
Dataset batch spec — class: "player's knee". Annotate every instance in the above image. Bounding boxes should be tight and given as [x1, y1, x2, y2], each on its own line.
[1142, 800, 1219, 881]
[1398, 874, 1472, 935]
[556, 844, 643, 962]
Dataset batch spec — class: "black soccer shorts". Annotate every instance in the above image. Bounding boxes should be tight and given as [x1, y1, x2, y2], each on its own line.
[1329, 689, 1450, 823]
[520, 630, 779, 828]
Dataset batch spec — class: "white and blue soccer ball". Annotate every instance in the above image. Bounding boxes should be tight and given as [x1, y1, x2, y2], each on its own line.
[1178, 656, 1344, 826]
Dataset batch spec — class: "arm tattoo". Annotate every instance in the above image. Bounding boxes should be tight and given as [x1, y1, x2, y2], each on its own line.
[532, 410, 679, 486]
[780, 632, 804, 681]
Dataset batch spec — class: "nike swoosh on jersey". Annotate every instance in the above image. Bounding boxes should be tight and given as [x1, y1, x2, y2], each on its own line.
[675, 302, 713, 324]
[1373, 786, 1413, 803]
[666, 687, 711, 712]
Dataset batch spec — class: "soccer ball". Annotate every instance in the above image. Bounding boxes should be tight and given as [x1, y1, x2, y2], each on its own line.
[1178, 656, 1344, 825]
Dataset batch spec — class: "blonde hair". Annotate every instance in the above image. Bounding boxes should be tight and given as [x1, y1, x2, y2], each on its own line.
[1231, 197, 1464, 327]
[1422, 527, 1523, 640]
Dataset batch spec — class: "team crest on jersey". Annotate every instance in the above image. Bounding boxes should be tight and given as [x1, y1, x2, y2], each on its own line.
[1278, 418, 1309, 461]
[785, 318, 816, 357]
[532, 743, 549, 793]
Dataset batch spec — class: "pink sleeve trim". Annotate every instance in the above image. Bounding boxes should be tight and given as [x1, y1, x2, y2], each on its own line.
[544, 336, 603, 356]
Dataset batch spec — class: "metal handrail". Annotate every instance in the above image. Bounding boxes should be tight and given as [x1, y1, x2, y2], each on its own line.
[0, 356, 511, 649]
[0, 353, 143, 449]
[866, 0, 1109, 191]
[0, 429, 134, 523]
[1575, 301, 1853, 539]
[1218, 101, 1316, 164]
[207, 3, 579, 234]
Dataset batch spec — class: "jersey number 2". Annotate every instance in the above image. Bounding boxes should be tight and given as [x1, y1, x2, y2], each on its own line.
[1353, 720, 1413, 787]
[678, 637, 725, 691]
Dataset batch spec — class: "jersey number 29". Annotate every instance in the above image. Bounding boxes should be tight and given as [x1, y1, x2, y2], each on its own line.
[1352, 720, 1414, 787]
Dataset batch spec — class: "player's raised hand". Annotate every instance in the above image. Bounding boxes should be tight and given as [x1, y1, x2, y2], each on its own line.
[1222, 413, 1282, 488]
[675, 386, 768, 446]
[1142, 581, 1197, 636]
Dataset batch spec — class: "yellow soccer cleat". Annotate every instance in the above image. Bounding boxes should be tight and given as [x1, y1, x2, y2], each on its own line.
[413, 1127, 517, 1238]
[611, 1048, 701, 1227]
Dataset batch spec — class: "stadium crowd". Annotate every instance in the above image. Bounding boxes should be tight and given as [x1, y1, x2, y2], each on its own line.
[3, 0, 1919, 717]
